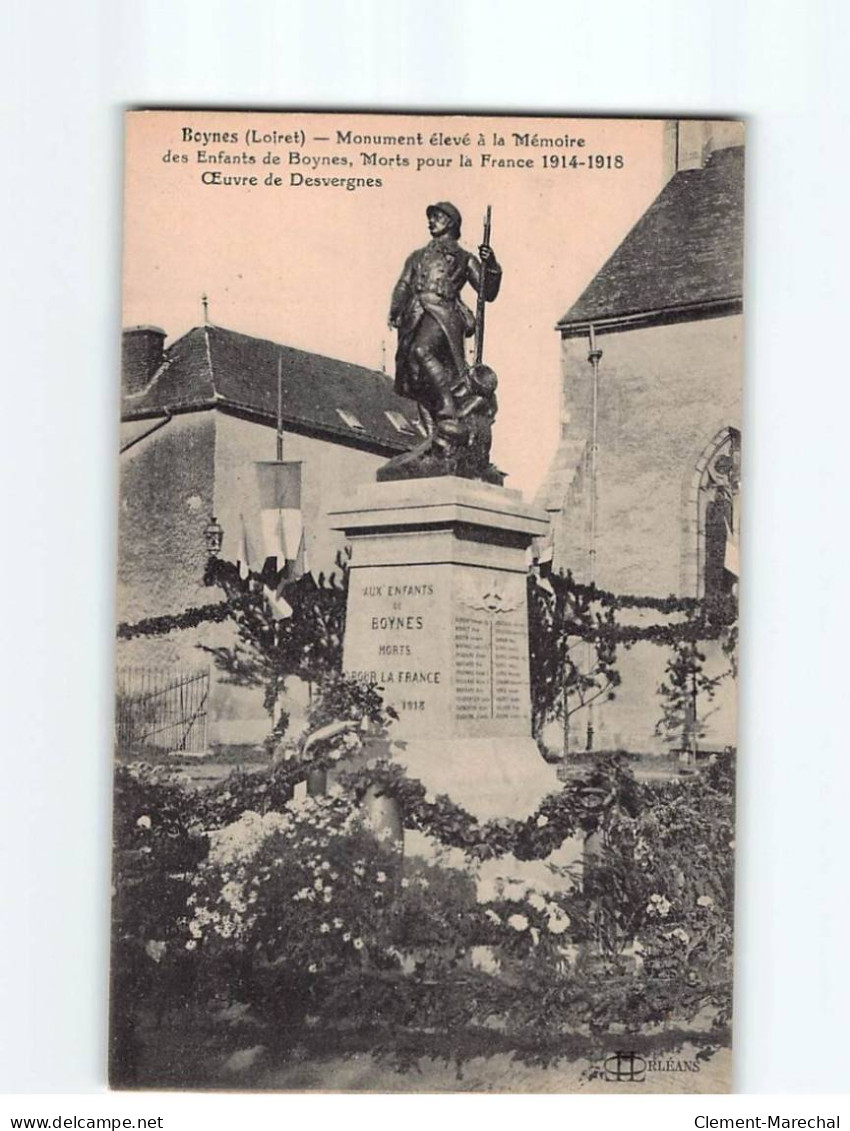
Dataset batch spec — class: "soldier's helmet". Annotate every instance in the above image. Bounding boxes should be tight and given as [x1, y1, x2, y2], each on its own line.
[426, 201, 462, 236]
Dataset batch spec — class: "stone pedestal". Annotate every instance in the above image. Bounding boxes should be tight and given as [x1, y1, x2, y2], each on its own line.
[328, 477, 558, 821]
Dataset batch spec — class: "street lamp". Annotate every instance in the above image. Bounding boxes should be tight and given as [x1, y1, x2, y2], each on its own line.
[204, 515, 224, 557]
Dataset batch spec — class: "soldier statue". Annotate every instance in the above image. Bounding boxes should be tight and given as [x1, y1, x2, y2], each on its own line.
[378, 201, 504, 483]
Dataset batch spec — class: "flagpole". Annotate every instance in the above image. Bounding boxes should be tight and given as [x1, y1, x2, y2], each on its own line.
[586, 323, 603, 754]
[276, 352, 284, 462]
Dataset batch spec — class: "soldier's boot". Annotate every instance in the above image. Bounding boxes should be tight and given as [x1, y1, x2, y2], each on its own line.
[418, 355, 457, 420]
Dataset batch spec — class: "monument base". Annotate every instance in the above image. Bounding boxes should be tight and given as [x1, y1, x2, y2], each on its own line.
[329, 476, 557, 823]
[390, 736, 558, 822]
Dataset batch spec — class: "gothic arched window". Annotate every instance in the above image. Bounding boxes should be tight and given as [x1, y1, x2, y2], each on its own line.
[681, 427, 741, 598]
[698, 427, 740, 599]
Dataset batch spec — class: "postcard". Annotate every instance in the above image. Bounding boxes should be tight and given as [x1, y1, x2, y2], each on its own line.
[113, 110, 742, 1091]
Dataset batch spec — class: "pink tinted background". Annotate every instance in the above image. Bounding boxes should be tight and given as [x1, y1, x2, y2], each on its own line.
[123, 111, 665, 495]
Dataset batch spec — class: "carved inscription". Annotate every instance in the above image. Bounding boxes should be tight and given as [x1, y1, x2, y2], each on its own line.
[454, 615, 492, 721]
[344, 575, 444, 729]
[492, 619, 525, 720]
[453, 608, 526, 724]
[344, 568, 530, 738]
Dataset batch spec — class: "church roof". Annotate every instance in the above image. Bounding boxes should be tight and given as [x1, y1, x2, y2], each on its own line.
[557, 146, 744, 334]
[121, 324, 419, 455]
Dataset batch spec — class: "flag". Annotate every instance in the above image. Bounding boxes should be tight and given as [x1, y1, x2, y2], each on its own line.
[533, 528, 555, 593]
[263, 582, 293, 621]
[237, 513, 252, 580]
[536, 573, 555, 596]
[724, 521, 739, 578]
[255, 461, 305, 577]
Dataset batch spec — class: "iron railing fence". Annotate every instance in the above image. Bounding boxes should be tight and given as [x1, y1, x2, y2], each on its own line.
[115, 667, 209, 757]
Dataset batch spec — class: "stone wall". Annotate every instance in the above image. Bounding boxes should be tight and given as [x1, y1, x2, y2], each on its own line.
[542, 313, 742, 753]
[116, 409, 391, 750]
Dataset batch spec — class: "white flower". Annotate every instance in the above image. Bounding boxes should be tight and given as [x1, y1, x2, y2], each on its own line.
[400, 877, 410, 889]
[546, 915, 571, 935]
[319, 922, 330, 934]
[353, 937, 364, 950]
[342, 932, 351, 942]
[353, 865, 365, 878]
[672, 928, 690, 946]
[221, 881, 247, 913]
[376, 871, 387, 884]
[485, 909, 501, 925]
[185, 940, 197, 951]
[418, 878, 429, 890]
[470, 946, 501, 975]
[314, 878, 324, 891]
[332, 918, 343, 929]
[529, 927, 540, 946]
[308, 963, 317, 974]
[145, 939, 166, 962]
[136, 815, 151, 830]
[696, 895, 714, 908]
[527, 892, 547, 912]
[508, 913, 529, 932]
[536, 815, 549, 828]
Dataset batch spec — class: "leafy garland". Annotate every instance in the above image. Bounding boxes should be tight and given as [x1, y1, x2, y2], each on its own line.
[116, 564, 736, 650]
[338, 755, 642, 862]
[116, 599, 246, 641]
[537, 570, 737, 647]
[564, 575, 704, 614]
[165, 728, 644, 864]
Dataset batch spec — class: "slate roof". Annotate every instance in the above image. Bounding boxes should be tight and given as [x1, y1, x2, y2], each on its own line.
[121, 325, 419, 454]
[558, 146, 744, 334]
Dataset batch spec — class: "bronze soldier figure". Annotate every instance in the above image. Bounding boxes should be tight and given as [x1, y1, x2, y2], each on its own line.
[388, 202, 502, 430]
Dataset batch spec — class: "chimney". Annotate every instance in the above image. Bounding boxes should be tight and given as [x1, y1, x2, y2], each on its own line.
[122, 326, 166, 396]
[663, 120, 746, 183]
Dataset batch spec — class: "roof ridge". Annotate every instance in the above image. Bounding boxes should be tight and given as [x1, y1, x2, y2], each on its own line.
[557, 145, 744, 328]
[201, 322, 389, 382]
[122, 321, 417, 456]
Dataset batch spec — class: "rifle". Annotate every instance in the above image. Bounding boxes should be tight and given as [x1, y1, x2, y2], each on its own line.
[473, 205, 493, 367]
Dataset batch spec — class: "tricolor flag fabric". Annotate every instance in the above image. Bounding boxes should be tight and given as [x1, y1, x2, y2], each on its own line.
[237, 513, 252, 580]
[263, 581, 293, 622]
[255, 461, 305, 578]
[533, 529, 556, 595]
[724, 520, 739, 578]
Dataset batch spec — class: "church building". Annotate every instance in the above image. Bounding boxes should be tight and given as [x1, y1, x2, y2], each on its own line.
[536, 120, 744, 755]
